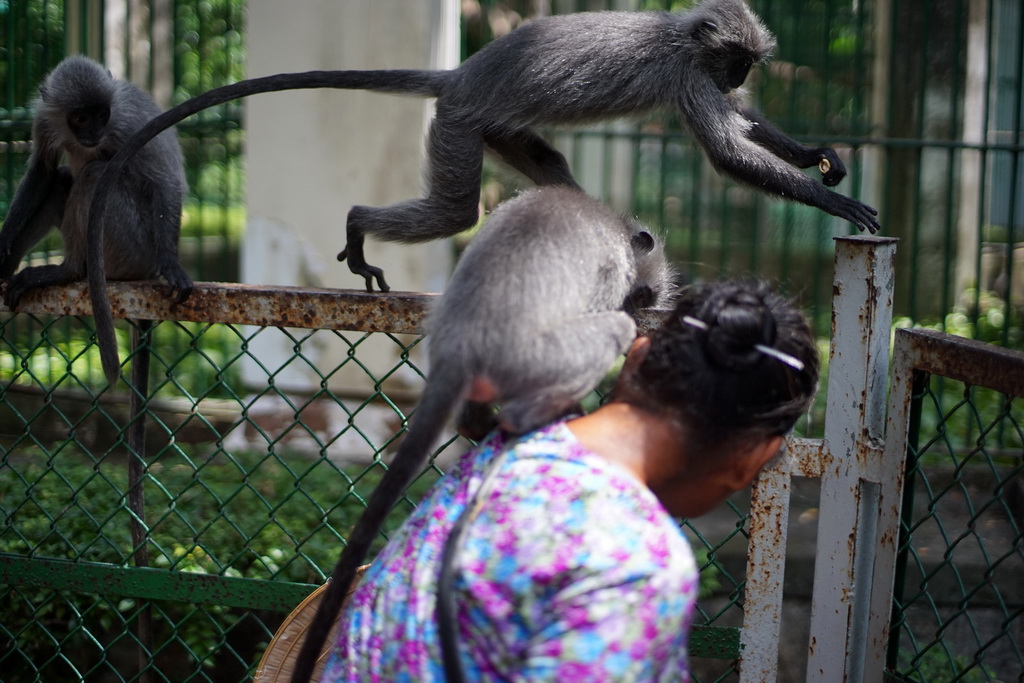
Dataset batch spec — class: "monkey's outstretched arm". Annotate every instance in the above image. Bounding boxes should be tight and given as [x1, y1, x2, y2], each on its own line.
[682, 86, 880, 234]
[739, 106, 849, 188]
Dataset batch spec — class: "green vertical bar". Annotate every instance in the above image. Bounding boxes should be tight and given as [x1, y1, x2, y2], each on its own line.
[940, 1, 966, 327]
[886, 370, 927, 673]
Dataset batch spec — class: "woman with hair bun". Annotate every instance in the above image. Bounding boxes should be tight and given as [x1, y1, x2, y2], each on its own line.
[321, 280, 820, 682]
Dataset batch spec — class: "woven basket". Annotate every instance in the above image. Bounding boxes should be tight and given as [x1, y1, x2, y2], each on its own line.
[254, 566, 368, 682]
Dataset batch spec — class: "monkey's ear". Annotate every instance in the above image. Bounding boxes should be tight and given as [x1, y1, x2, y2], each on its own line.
[694, 20, 719, 39]
[631, 231, 656, 253]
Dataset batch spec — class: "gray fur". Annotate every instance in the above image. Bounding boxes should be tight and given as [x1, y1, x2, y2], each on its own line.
[0, 55, 190, 384]
[426, 186, 673, 433]
[89, 0, 877, 299]
[291, 186, 674, 683]
[341, 0, 877, 289]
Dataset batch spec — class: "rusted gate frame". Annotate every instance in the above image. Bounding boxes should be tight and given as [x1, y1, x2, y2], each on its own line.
[739, 236, 899, 682]
[868, 326, 1024, 682]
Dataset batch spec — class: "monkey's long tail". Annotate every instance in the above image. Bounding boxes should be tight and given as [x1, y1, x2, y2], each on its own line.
[86, 68, 449, 384]
[290, 364, 466, 683]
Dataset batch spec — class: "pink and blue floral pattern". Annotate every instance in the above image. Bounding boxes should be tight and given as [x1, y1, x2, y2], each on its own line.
[320, 421, 698, 682]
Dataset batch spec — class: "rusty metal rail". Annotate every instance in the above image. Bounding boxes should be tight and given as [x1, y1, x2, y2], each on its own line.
[0, 279, 671, 336]
[1, 280, 437, 335]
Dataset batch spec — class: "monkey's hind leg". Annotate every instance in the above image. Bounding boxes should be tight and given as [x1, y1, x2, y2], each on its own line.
[482, 127, 581, 188]
[338, 115, 485, 292]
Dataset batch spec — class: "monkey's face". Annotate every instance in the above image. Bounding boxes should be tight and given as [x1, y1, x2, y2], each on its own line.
[708, 49, 758, 93]
[623, 285, 657, 315]
[723, 55, 754, 91]
[67, 105, 111, 148]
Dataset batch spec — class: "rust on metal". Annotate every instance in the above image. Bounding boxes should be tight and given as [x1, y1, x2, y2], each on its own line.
[786, 437, 826, 478]
[0, 280, 439, 335]
[0, 281, 678, 340]
[895, 327, 1024, 398]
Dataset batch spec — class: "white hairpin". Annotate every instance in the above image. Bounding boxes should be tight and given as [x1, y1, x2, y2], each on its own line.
[754, 344, 805, 371]
[681, 315, 709, 331]
[682, 315, 804, 371]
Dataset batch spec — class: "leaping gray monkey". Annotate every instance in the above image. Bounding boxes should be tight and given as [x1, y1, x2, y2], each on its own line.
[86, 0, 878, 306]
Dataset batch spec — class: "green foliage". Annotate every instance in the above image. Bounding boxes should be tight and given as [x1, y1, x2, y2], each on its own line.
[0, 446, 437, 679]
[1, 445, 438, 576]
[929, 288, 1024, 349]
[181, 202, 246, 240]
[0, 317, 245, 400]
[172, 0, 247, 99]
[897, 646, 997, 683]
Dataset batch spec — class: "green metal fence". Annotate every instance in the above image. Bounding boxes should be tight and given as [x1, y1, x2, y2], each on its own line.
[886, 371, 1023, 681]
[0, 284, 751, 681]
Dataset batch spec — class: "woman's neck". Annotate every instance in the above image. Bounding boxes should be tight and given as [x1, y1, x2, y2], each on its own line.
[566, 402, 686, 487]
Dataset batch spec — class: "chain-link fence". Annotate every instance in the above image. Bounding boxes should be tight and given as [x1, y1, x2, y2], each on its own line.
[888, 387, 1023, 680]
[0, 283, 755, 682]
[883, 330, 1024, 682]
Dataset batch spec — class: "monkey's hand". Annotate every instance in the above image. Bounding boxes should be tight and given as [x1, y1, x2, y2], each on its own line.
[813, 148, 847, 187]
[828, 194, 881, 234]
[158, 261, 194, 305]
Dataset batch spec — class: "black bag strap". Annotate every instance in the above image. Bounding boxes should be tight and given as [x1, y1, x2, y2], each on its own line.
[437, 445, 510, 682]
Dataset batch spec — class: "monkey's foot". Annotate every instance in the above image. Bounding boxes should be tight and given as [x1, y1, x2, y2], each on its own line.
[159, 262, 194, 304]
[4, 273, 32, 308]
[337, 245, 390, 293]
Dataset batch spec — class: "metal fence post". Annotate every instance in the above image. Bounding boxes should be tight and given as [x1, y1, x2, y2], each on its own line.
[738, 450, 795, 682]
[806, 236, 897, 682]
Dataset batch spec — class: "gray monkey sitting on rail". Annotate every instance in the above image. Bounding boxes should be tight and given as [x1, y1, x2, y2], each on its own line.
[86, 0, 879, 298]
[0, 55, 190, 384]
[0, 55, 190, 310]
[288, 185, 676, 683]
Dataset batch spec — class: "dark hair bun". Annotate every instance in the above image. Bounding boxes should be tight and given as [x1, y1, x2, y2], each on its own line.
[625, 280, 818, 443]
[700, 291, 776, 372]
